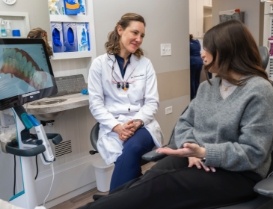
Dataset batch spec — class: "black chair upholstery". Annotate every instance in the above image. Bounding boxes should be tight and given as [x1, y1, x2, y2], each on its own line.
[89, 122, 99, 155]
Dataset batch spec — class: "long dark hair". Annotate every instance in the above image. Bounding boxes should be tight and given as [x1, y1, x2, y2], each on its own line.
[105, 13, 145, 58]
[203, 20, 269, 85]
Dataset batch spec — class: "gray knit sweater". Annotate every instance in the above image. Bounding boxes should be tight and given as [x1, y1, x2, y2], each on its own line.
[174, 76, 273, 178]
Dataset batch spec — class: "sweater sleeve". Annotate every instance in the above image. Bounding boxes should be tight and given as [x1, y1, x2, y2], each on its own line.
[174, 99, 198, 148]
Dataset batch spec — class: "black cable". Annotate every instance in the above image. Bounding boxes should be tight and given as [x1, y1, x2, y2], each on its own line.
[13, 155, 16, 195]
[35, 155, 39, 180]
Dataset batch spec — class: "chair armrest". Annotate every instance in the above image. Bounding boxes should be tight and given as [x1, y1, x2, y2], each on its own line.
[142, 143, 177, 162]
[254, 175, 273, 198]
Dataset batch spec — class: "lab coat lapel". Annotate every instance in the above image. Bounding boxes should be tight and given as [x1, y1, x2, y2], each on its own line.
[107, 54, 123, 79]
[124, 55, 139, 80]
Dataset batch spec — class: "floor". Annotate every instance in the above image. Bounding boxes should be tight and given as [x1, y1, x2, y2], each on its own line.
[49, 188, 105, 209]
[49, 162, 156, 209]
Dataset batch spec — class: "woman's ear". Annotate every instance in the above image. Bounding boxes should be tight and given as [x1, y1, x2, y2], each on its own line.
[117, 25, 123, 36]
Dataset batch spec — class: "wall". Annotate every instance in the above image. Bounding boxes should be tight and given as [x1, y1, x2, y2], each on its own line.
[0, 0, 50, 36]
[211, 0, 263, 45]
[0, 0, 190, 207]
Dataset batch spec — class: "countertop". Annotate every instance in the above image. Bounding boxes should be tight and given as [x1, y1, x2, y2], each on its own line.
[25, 93, 89, 117]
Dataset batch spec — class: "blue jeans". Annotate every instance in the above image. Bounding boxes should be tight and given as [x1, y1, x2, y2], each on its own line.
[109, 127, 155, 191]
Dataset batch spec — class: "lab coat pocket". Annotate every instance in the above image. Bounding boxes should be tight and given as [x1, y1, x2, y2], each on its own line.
[129, 76, 146, 102]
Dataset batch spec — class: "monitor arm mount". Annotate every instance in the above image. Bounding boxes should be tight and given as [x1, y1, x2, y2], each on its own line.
[2, 105, 62, 208]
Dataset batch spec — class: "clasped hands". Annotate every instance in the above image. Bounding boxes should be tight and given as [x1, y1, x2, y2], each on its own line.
[113, 120, 143, 141]
[156, 143, 216, 172]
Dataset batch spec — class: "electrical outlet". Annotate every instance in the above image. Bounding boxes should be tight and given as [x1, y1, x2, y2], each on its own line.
[165, 106, 173, 115]
[160, 43, 172, 56]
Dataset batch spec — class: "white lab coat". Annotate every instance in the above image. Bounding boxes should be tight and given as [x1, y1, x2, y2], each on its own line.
[88, 53, 163, 165]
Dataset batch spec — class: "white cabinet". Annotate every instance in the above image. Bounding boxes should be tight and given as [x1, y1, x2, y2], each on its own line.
[203, 0, 212, 7]
[189, 0, 204, 38]
[0, 12, 30, 38]
[189, 0, 213, 38]
[48, 0, 96, 60]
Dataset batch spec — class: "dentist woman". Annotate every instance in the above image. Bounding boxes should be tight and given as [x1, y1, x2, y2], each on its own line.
[88, 13, 163, 192]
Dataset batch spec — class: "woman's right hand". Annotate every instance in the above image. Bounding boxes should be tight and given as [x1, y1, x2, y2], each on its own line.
[188, 157, 216, 172]
[113, 121, 135, 141]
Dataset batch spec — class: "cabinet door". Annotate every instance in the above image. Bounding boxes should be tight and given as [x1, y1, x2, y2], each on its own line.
[189, 0, 204, 38]
[203, 0, 212, 7]
[189, 0, 197, 36]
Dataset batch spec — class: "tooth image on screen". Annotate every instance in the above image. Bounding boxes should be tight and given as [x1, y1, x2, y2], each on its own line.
[0, 48, 49, 89]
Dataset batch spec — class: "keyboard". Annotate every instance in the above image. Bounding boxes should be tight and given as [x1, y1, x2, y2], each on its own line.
[51, 74, 87, 97]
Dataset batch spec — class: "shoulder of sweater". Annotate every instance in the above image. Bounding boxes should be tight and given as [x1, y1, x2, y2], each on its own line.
[240, 77, 273, 97]
[240, 77, 273, 103]
[199, 77, 220, 89]
[246, 76, 272, 88]
[199, 76, 272, 88]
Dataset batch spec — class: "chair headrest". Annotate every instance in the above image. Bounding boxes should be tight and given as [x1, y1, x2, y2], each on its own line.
[258, 46, 269, 69]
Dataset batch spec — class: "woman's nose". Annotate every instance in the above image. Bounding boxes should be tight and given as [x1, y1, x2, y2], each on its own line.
[200, 51, 205, 59]
[136, 35, 142, 42]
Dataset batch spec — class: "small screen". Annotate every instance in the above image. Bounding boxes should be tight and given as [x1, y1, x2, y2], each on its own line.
[0, 38, 57, 110]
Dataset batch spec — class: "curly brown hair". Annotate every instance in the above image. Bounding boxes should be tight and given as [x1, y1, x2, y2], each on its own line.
[105, 13, 145, 58]
[27, 27, 53, 57]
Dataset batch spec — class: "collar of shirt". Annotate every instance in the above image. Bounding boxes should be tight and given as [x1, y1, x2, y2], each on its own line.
[220, 79, 237, 99]
[115, 54, 131, 78]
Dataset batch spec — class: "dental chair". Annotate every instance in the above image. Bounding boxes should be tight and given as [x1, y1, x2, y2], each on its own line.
[89, 46, 273, 208]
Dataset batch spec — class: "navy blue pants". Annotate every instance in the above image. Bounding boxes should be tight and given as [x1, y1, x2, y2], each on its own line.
[109, 127, 155, 191]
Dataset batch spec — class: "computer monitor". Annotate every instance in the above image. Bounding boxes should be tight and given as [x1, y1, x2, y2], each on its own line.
[0, 38, 57, 110]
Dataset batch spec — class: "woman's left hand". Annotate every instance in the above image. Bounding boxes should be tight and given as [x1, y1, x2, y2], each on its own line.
[131, 119, 143, 132]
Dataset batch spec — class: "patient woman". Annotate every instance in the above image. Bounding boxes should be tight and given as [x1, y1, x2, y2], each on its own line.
[80, 20, 273, 209]
[88, 13, 163, 192]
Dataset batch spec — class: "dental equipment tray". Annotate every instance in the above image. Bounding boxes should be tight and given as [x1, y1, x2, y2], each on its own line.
[52, 74, 87, 97]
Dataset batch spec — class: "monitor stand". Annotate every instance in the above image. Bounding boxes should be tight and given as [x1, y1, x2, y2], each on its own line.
[3, 106, 62, 208]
